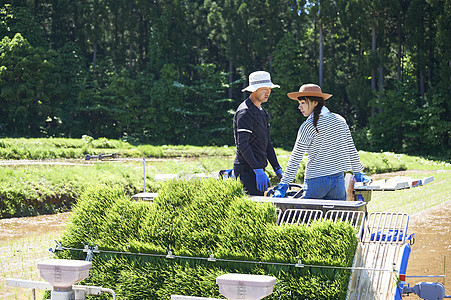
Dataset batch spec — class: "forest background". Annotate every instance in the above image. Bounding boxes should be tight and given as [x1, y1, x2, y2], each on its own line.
[0, 0, 449, 158]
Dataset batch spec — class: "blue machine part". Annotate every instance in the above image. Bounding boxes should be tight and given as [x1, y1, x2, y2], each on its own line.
[219, 169, 235, 179]
[403, 282, 446, 300]
[370, 229, 414, 242]
[394, 243, 411, 300]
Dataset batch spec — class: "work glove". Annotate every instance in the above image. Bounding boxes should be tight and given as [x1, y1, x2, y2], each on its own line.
[254, 169, 270, 192]
[273, 183, 289, 198]
[275, 167, 283, 181]
[354, 172, 372, 184]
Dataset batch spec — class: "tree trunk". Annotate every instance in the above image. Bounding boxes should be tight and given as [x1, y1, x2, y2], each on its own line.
[319, 20, 324, 86]
[420, 71, 425, 100]
[269, 38, 273, 73]
[378, 63, 383, 113]
[129, 44, 133, 73]
[93, 44, 97, 72]
[378, 65, 383, 89]
[397, 26, 402, 80]
[129, 0, 134, 73]
[371, 23, 376, 118]
[449, 59, 451, 83]
[378, 31, 384, 114]
[269, 53, 272, 73]
[228, 60, 233, 99]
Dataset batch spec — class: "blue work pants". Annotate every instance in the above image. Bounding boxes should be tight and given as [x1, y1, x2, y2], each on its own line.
[302, 172, 346, 200]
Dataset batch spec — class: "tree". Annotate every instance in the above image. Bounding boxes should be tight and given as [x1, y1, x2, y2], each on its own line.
[0, 33, 57, 136]
[0, 0, 448, 157]
[0, 4, 47, 48]
[271, 32, 313, 148]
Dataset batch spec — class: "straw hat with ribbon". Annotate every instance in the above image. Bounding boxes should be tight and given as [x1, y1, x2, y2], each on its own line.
[242, 71, 280, 92]
[287, 84, 332, 100]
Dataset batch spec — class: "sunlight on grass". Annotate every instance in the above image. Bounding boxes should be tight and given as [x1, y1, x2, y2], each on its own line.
[367, 171, 451, 215]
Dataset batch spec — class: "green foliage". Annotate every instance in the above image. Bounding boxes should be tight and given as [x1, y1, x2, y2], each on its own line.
[0, 4, 47, 48]
[357, 151, 407, 174]
[363, 75, 451, 158]
[1, 136, 448, 218]
[0, 1, 448, 157]
[0, 33, 58, 137]
[367, 78, 420, 153]
[0, 138, 237, 160]
[46, 42, 87, 137]
[58, 180, 357, 299]
[174, 63, 235, 146]
[270, 32, 313, 148]
[416, 92, 451, 157]
[0, 161, 151, 218]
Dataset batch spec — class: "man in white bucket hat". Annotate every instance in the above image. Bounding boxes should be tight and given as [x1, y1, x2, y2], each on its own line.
[233, 71, 283, 196]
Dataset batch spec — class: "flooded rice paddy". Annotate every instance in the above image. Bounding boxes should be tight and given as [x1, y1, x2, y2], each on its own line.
[0, 203, 449, 299]
[0, 213, 70, 299]
[403, 201, 450, 299]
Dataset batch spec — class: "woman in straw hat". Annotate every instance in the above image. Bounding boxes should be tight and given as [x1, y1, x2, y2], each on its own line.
[273, 84, 371, 199]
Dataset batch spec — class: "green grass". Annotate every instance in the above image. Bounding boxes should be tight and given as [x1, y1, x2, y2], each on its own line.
[276, 150, 450, 184]
[0, 157, 237, 218]
[367, 170, 451, 215]
[0, 137, 237, 159]
[394, 154, 451, 170]
[357, 151, 450, 172]
[0, 137, 449, 218]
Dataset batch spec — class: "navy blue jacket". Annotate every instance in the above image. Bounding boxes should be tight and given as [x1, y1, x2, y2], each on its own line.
[233, 98, 280, 171]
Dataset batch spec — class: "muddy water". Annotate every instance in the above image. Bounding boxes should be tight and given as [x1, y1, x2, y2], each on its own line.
[404, 201, 451, 298]
[0, 213, 70, 300]
[0, 205, 449, 299]
[0, 213, 70, 242]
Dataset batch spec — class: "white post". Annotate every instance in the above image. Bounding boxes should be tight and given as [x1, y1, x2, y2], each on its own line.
[143, 157, 146, 192]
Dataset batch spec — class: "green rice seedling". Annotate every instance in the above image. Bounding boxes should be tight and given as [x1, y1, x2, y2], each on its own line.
[2, 149, 446, 219]
[57, 180, 357, 299]
[137, 145, 165, 157]
[0, 161, 153, 218]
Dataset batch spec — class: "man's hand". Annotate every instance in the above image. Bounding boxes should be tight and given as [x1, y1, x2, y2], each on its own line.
[273, 183, 289, 198]
[254, 169, 270, 192]
[354, 172, 372, 184]
[275, 167, 283, 181]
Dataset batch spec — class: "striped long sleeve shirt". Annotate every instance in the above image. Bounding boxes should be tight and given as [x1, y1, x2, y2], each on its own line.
[281, 107, 364, 184]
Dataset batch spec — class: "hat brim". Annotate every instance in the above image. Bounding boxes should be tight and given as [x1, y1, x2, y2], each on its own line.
[242, 83, 280, 93]
[287, 91, 332, 100]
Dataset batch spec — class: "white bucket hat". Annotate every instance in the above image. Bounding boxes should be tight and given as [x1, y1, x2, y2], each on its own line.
[241, 71, 280, 92]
